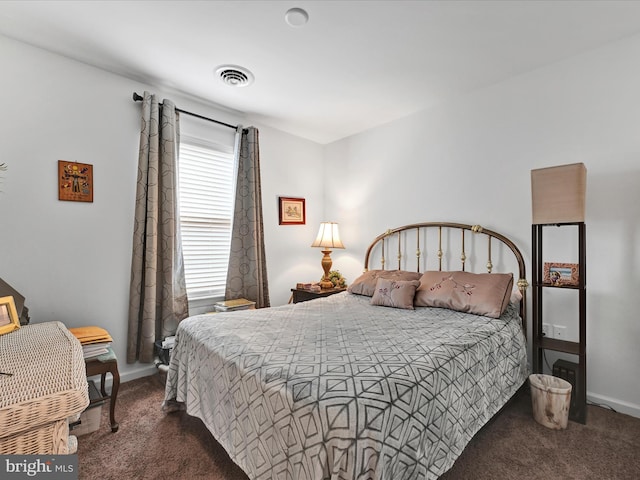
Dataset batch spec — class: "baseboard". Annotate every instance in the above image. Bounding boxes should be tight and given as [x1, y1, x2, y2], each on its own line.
[87, 364, 157, 390]
[120, 364, 158, 383]
[587, 391, 640, 419]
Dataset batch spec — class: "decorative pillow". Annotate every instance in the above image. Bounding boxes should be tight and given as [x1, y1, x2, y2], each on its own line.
[370, 278, 420, 310]
[348, 270, 422, 297]
[414, 271, 514, 318]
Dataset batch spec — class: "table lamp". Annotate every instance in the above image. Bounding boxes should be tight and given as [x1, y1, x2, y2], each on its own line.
[311, 222, 345, 289]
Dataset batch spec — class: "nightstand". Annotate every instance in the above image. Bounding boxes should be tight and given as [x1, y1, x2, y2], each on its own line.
[291, 287, 346, 304]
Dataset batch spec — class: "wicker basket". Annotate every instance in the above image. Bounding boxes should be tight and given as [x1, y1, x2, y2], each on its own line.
[0, 321, 89, 454]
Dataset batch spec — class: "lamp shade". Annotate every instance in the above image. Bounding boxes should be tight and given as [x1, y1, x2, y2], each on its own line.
[531, 163, 586, 224]
[311, 222, 345, 249]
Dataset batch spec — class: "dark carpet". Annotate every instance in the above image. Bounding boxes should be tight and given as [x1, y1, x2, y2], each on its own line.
[76, 374, 640, 479]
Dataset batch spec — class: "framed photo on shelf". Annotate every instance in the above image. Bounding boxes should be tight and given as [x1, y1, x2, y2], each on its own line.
[278, 197, 305, 225]
[58, 160, 94, 203]
[543, 262, 579, 286]
[0, 296, 20, 336]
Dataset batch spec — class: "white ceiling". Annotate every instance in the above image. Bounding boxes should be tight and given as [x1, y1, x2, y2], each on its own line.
[3, 1, 640, 144]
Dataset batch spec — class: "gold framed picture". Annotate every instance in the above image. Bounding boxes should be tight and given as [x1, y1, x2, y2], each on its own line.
[58, 160, 93, 202]
[0, 296, 21, 336]
[279, 197, 305, 225]
[543, 262, 579, 286]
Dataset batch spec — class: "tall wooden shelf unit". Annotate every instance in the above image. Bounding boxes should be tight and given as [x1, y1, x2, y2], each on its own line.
[531, 222, 587, 424]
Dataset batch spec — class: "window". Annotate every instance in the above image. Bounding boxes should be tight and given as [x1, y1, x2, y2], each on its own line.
[178, 138, 236, 301]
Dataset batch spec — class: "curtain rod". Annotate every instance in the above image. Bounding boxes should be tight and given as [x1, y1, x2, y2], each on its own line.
[132, 92, 239, 131]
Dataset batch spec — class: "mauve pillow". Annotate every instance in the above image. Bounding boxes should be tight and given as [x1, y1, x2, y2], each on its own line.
[347, 270, 422, 297]
[414, 271, 514, 318]
[370, 278, 420, 310]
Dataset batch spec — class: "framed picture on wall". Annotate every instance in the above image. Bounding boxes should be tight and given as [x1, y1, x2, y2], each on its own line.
[278, 197, 305, 225]
[0, 296, 20, 336]
[58, 160, 94, 202]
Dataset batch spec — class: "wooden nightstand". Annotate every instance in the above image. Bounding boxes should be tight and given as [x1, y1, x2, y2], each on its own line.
[291, 287, 346, 304]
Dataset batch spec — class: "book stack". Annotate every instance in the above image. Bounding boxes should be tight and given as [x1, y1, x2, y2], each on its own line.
[214, 298, 256, 312]
[297, 282, 321, 292]
[68, 326, 113, 359]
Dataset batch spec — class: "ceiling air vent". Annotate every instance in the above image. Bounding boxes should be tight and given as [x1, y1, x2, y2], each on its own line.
[215, 65, 254, 87]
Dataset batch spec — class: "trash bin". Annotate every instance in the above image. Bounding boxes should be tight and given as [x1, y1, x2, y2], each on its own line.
[154, 340, 172, 365]
[529, 374, 572, 430]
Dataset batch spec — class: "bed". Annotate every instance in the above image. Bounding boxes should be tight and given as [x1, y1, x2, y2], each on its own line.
[164, 222, 529, 479]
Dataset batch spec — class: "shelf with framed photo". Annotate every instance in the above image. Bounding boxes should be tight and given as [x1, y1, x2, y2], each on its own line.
[532, 222, 586, 424]
[531, 163, 587, 425]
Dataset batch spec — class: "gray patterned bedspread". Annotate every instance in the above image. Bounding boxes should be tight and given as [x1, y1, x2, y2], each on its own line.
[164, 292, 528, 480]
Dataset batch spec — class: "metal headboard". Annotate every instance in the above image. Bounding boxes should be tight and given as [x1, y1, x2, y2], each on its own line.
[363, 222, 528, 335]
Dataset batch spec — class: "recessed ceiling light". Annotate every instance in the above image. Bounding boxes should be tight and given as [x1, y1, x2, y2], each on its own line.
[215, 65, 254, 87]
[285, 7, 309, 27]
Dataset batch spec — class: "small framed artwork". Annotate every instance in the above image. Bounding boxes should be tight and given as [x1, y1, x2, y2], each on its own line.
[543, 262, 579, 286]
[279, 196, 306, 225]
[58, 160, 93, 202]
[0, 296, 20, 336]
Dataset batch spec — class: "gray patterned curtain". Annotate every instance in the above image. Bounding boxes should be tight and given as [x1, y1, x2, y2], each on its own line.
[225, 127, 270, 308]
[127, 91, 189, 363]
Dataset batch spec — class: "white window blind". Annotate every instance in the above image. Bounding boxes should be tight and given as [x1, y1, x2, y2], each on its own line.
[178, 140, 235, 300]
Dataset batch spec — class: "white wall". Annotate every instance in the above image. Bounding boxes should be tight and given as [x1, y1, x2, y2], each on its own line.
[250, 123, 325, 306]
[324, 34, 640, 418]
[0, 35, 323, 381]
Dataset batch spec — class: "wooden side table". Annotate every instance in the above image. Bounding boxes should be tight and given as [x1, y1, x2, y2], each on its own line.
[291, 286, 346, 304]
[85, 348, 119, 432]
